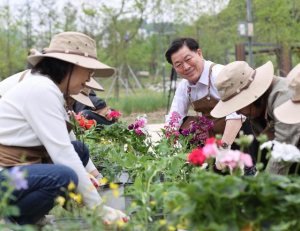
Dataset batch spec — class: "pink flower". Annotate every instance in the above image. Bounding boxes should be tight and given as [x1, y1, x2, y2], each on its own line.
[74, 112, 83, 120]
[108, 111, 121, 119]
[136, 120, 145, 127]
[240, 153, 253, 167]
[219, 150, 253, 169]
[219, 150, 241, 168]
[203, 143, 219, 158]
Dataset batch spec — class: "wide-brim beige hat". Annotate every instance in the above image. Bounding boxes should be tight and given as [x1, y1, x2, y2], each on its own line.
[211, 61, 274, 118]
[86, 77, 104, 91]
[274, 63, 300, 124]
[70, 92, 94, 107]
[27, 32, 115, 78]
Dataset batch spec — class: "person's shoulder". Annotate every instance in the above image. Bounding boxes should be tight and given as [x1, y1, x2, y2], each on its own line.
[269, 77, 290, 110]
[211, 63, 225, 77]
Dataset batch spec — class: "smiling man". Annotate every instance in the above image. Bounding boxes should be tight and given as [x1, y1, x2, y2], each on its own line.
[165, 38, 256, 170]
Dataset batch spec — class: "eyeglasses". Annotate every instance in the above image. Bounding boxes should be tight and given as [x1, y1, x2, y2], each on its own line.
[89, 69, 95, 77]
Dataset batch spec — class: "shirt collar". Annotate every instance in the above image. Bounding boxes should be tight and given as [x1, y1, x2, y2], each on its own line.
[187, 60, 212, 87]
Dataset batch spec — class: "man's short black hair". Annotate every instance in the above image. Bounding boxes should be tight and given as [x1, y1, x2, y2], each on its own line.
[31, 57, 74, 84]
[165, 37, 199, 64]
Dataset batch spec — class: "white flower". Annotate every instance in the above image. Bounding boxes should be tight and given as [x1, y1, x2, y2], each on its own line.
[260, 141, 273, 150]
[271, 141, 300, 162]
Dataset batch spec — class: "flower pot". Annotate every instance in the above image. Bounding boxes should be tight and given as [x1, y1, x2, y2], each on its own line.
[118, 171, 133, 183]
[51, 218, 90, 231]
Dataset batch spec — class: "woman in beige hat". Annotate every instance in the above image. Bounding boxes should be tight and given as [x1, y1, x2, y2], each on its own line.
[0, 32, 127, 226]
[211, 61, 300, 175]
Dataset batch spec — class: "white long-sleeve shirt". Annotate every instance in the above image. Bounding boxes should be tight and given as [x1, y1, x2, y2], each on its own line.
[166, 60, 244, 125]
[0, 71, 97, 174]
[0, 72, 101, 208]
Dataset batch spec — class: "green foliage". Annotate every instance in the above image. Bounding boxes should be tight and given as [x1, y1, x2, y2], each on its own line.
[106, 91, 168, 115]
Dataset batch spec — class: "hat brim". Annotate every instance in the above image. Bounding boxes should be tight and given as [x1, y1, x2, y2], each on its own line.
[211, 61, 274, 118]
[274, 100, 300, 124]
[70, 92, 94, 108]
[86, 77, 104, 91]
[27, 53, 115, 78]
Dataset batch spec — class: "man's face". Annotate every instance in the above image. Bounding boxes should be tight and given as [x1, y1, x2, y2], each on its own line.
[171, 45, 204, 84]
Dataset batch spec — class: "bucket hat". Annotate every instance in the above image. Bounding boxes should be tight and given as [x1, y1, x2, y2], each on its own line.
[70, 88, 94, 108]
[274, 63, 300, 124]
[211, 61, 274, 118]
[86, 77, 104, 91]
[27, 32, 115, 78]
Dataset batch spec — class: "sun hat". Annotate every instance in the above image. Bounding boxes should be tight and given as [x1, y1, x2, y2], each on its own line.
[70, 91, 94, 108]
[274, 63, 300, 124]
[86, 77, 104, 91]
[27, 32, 115, 78]
[211, 61, 274, 118]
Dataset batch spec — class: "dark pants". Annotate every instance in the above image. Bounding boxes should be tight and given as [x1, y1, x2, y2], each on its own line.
[82, 109, 115, 130]
[0, 141, 89, 225]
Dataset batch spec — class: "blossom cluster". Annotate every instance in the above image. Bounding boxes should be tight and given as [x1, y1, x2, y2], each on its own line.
[164, 111, 181, 143]
[261, 140, 300, 162]
[71, 111, 96, 130]
[187, 138, 253, 171]
[182, 116, 214, 145]
[108, 111, 122, 119]
[128, 114, 149, 135]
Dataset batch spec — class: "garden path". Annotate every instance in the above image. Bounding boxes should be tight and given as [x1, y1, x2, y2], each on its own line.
[148, 123, 164, 143]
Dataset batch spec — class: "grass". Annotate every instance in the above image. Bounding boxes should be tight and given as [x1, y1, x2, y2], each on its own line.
[101, 90, 169, 116]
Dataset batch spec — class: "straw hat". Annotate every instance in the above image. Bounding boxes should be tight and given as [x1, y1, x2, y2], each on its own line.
[274, 63, 300, 124]
[27, 32, 115, 78]
[211, 61, 274, 118]
[86, 77, 104, 91]
[70, 92, 94, 108]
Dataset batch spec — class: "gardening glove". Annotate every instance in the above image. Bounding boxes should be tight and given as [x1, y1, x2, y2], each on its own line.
[100, 205, 129, 225]
[215, 149, 229, 170]
[88, 173, 100, 189]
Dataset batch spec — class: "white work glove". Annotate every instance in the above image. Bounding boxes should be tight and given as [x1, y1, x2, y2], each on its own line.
[100, 205, 129, 225]
[215, 149, 229, 170]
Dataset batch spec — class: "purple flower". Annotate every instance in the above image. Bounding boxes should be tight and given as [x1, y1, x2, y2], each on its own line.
[181, 129, 190, 136]
[8, 167, 28, 190]
[128, 124, 134, 130]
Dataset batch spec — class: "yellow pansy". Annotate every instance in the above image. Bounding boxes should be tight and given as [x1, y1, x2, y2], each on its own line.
[131, 202, 137, 207]
[177, 223, 186, 229]
[99, 177, 108, 185]
[150, 200, 156, 205]
[159, 219, 166, 225]
[167, 226, 176, 231]
[117, 220, 125, 227]
[56, 196, 65, 206]
[113, 189, 119, 197]
[67, 182, 76, 191]
[109, 182, 118, 189]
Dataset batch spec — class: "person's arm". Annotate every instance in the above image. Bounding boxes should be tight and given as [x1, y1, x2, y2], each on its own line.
[165, 81, 190, 126]
[221, 119, 243, 145]
[22, 82, 102, 208]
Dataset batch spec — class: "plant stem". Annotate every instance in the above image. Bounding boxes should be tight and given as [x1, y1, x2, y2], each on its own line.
[294, 162, 300, 176]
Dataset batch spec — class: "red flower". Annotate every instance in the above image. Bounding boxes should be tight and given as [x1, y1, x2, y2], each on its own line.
[85, 120, 96, 130]
[206, 137, 223, 146]
[78, 118, 86, 127]
[108, 111, 121, 119]
[187, 149, 206, 166]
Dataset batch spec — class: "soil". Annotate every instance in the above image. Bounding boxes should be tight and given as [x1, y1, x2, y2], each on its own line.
[119, 109, 167, 124]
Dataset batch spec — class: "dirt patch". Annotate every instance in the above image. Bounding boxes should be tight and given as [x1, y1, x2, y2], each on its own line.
[120, 109, 167, 124]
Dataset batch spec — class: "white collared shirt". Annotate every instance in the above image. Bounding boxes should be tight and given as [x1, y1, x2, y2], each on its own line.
[165, 60, 244, 125]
